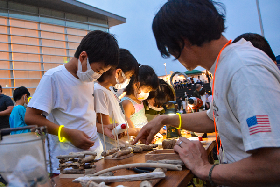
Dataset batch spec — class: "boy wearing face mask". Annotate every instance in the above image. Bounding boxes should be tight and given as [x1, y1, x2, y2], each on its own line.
[121, 65, 159, 136]
[94, 49, 139, 149]
[9, 86, 30, 135]
[25, 30, 119, 173]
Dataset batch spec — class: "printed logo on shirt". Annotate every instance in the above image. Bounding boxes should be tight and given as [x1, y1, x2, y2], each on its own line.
[246, 115, 272, 135]
[213, 100, 219, 121]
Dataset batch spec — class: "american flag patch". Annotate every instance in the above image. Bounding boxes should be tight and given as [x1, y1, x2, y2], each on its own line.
[246, 115, 272, 135]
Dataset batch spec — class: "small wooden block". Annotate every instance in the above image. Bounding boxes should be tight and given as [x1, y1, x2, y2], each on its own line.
[105, 152, 134, 160]
[145, 149, 181, 161]
[59, 168, 97, 178]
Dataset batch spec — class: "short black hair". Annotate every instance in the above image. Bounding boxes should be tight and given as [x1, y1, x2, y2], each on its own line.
[153, 0, 225, 59]
[125, 65, 159, 95]
[74, 30, 119, 67]
[233, 33, 276, 61]
[147, 79, 176, 107]
[98, 49, 139, 82]
[13, 86, 30, 102]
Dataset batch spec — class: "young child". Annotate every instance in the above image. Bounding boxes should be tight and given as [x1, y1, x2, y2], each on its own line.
[25, 30, 119, 173]
[94, 49, 139, 149]
[144, 79, 175, 120]
[121, 65, 159, 136]
[9, 86, 30, 135]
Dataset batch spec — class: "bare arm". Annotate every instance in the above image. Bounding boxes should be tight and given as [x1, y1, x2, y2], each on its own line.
[96, 113, 115, 139]
[0, 106, 13, 116]
[122, 100, 135, 128]
[174, 138, 280, 186]
[25, 107, 95, 150]
[133, 111, 215, 144]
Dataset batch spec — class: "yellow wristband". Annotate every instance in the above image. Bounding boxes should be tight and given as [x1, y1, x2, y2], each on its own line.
[176, 113, 182, 129]
[58, 125, 67, 143]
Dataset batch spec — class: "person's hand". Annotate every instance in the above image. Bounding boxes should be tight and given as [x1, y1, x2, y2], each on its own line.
[103, 123, 123, 139]
[132, 115, 165, 145]
[62, 128, 95, 150]
[174, 137, 211, 179]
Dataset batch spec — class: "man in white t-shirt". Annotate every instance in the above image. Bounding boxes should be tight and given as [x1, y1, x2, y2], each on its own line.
[25, 30, 119, 173]
[134, 0, 280, 186]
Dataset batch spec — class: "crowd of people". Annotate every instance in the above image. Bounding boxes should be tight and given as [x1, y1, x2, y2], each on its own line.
[1, 0, 280, 186]
[174, 75, 205, 89]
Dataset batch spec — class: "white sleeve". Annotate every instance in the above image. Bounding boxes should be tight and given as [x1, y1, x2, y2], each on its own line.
[230, 65, 280, 152]
[94, 89, 110, 115]
[28, 75, 56, 116]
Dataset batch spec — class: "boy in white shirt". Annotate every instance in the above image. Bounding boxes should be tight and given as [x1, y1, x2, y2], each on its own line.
[25, 30, 119, 173]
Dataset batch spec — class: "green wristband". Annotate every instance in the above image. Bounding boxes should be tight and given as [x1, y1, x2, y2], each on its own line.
[209, 164, 218, 186]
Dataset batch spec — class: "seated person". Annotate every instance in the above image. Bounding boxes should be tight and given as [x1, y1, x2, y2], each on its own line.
[122, 65, 159, 136]
[9, 86, 30, 135]
[94, 49, 139, 149]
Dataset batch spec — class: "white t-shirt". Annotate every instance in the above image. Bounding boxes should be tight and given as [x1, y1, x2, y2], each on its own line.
[207, 39, 280, 164]
[94, 83, 127, 150]
[28, 65, 103, 172]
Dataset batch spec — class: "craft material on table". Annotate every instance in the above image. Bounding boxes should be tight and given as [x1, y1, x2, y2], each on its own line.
[57, 151, 98, 178]
[145, 149, 181, 162]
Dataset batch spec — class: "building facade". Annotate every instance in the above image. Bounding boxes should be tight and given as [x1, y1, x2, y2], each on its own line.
[0, 0, 125, 97]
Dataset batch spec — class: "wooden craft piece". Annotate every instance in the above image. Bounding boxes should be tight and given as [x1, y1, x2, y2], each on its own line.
[101, 148, 119, 157]
[140, 168, 167, 187]
[162, 139, 176, 149]
[104, 153, 134, 160]
[89, 163, 182, 176]
[62, 169, 84, 174]
[57, 154, 85, 159]
[80, 155, 97, 163]
[73, 172, 166, 183]
[132, 146, 143, 153]
[111, 148, 132, 158]
[71, 151, 97, 156]
[59, 168, 97, 178]
[145, 149, 181, 161]
[139, 145, 153, 151]
[146, 159, 184, 166]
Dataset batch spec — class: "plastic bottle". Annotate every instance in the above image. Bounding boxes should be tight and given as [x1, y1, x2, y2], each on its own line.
[113, 123, 127, 137]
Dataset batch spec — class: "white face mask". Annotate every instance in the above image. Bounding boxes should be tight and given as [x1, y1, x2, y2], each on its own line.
[149, 103, 164, 111]
[136, 91, 149, 101]
[23, 95, 27, 108]
[77, 58, 101, 82]
[114, 71, 130, 89]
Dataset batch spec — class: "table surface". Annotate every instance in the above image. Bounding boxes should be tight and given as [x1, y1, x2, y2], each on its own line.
[53, 133, 216, 187]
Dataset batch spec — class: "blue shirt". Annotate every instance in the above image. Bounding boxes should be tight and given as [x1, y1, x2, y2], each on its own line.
[9, 105, 30, 135]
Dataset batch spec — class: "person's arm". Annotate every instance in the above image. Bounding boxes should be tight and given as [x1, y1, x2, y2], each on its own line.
[174, 138, 280, 186]
[96, 113, 115, 139]
[0, 106, 13, 116]
[0, 96, 14, 116]
[25, 107, 95, 150]
[122, 100, 135, 128]
[133, 111, 214, 144]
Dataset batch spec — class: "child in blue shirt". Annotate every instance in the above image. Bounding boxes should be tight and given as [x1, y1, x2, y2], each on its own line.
[9, 86, 30, 135]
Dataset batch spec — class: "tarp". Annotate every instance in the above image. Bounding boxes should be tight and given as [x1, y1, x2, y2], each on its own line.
[184, 70, 203, 75]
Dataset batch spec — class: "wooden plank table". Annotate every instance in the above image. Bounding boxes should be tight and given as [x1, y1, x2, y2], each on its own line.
[53, 133, 216, 187]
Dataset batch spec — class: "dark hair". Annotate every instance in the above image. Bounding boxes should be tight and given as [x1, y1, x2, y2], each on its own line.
[98, 49, 139, 82]
[233, 33, 276, 62]
[74, 30, 119, 67]
[153, 0, 225, 59]
[147, 79, 176, 107]
[13, 86, 30, 102]
[0, 85, 2, 93]
[125, 65, 159, 95]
